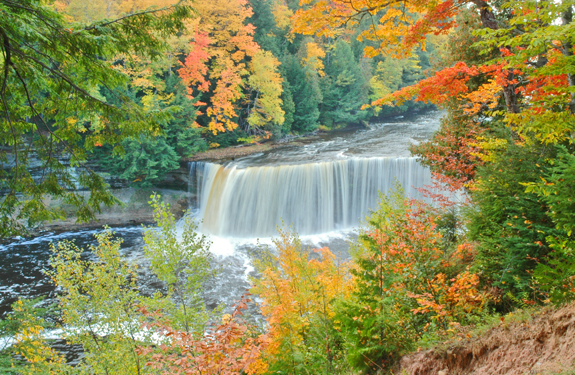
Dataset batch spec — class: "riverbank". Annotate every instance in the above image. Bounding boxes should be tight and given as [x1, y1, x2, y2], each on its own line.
[185, 130, 336, 162]
[187, 140, 312, 162]
[33, 188, 191, 237]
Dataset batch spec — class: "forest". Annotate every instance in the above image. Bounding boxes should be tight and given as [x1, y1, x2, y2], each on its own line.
[2, 0, 575, 373]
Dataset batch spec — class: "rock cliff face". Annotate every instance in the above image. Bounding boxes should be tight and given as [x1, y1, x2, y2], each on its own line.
[399, 303, 575, 375]
[37, 187, 192, 234]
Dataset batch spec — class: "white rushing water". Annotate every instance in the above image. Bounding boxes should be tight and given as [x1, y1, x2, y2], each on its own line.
[190, 157, 431, 237]
[1, 111, 443, 322]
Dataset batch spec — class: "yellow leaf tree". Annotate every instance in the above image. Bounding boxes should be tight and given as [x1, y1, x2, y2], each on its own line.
[246, 50, 285, 135]
[251, 227, 352, 373]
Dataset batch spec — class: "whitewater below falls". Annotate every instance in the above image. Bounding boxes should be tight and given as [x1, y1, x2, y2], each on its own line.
[0, 110, 442, 320]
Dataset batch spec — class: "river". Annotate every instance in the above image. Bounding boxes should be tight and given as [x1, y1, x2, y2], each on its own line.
[0, 110, 442, 317]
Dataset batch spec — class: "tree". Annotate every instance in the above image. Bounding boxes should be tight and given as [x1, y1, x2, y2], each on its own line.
[93, 74, 207, 188]
[12, 196, 217, 373]
[178, 0, 260, 134]
[282, 55, 320, 133]
[140, 294, 269, 375]
[96, 135, 180, 188]
[527, 145, 575, 304]
[466, 141, 561, 305]
[320, 39, 369, 127]
[143, 193, 215, 333]
[46, 230, 154, 374]
[292, 0, 522, 115]
[0, 0, 192, 238]
[246, 50, 285, 135]
[339, 186, 487, 372]
[251, 226, 352, 374]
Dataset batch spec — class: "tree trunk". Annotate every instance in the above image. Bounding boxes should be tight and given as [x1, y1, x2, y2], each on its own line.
[470, 0, 520, 114]
[562, 6, 575, 114]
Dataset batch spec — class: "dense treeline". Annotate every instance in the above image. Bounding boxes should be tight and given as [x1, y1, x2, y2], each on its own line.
[0, 0, 436, 236]
[58, 0, 437, 187]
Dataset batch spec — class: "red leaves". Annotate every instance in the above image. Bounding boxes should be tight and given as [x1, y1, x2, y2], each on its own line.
[179, 32, 211, 96]
[139, 294, 268, 375]
[371, 62, 477, 107]
[412, 113, 485, 197]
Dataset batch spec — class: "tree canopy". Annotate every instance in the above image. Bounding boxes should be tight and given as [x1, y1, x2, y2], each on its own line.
[0, 0, 191, 237]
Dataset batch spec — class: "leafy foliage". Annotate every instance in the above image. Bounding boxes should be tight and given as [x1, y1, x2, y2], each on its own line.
[143, 193, 215, 333]
[0, 0, 192, 238]
[0, 299, 56, 374]
[140, 294, 269, 375]
[45, 230, 153, 374]
[12, 196, 216, 373]
[526, 146, 575, 304]
[251, 226, 352, 374]
[246, 50, 285, 135]
[96, 135, 180, 188]
[338, 186, 488, 372]
[319, 39, 369, 127]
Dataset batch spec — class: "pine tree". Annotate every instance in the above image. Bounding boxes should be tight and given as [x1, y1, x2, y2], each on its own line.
[282, 55, 320, 133]
[320, 39, 369, 127]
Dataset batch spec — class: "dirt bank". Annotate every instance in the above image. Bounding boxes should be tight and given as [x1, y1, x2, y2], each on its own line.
[399, 303, 575, 375]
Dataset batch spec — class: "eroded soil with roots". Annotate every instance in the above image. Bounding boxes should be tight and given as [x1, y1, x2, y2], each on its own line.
[399, 302, 575, 375]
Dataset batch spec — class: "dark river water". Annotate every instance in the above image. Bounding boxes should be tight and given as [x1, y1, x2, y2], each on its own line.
[0, 110, 442, 318]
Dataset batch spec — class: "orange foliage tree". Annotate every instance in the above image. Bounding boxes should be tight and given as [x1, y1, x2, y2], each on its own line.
[337, 187, 488, 372]
[295, 0, 575, 195]
[251, 226, 352, 374]
[139, 294, 269, 375]
[178, 0, 260, 134]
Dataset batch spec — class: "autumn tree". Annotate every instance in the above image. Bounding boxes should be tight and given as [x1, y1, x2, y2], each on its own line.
[292, 0, 523, 115]
[251, 226, 352, 374]
[178, 0, 260, 134]
[245, 50, 285, 136]
[12, 197, 218, 373]
[335, 0, 575, 308]
[140, 294, 269, 375]
[338, 187, 487, 372]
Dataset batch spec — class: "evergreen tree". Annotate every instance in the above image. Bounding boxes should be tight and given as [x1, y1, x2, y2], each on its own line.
[280, 80, 295, 135]
[282, 55, 320, 133]
[248, 0, 283, 56]
[97, 135, 180, 188]
[467, 141, 560, 305]
[320, 39, 369, 127]
[162, 74, 207, 157]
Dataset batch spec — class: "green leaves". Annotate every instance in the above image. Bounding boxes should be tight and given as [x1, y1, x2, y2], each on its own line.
[13, 196, 216, 372]
[143, 193, 216, 333]
[0, 0, 192, 238]
[47, 229, 154, 374]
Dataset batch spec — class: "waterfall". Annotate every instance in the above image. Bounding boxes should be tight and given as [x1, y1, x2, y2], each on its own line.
[189, 157, 431, 237]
